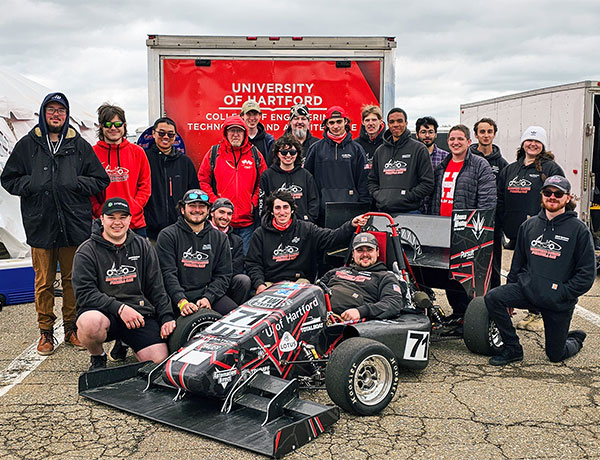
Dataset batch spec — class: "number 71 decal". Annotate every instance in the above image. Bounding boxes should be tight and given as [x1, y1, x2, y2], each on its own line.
[403, 330, 429, 361]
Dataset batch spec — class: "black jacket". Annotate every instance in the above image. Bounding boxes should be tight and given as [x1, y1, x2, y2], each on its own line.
[223, 226, 245, 276]
[508, 210, 595, 311]
[321, 262, 404, 319]
[468, 144, 508, 178]
[144, 144, 199, 240]
[249, 123, 274, 161]
[431, 150, 497, 215]
[496, 157, 564, 239]
[355, 124, 385, 166]
[245, 214, 355, 289]
[72, 221, 173, 324]
[304, 132, 370, 216]
[368, 129, 434, 213]
[156, 217, 232, 306]
[259, 164, 320, 222]
[1, 126, 109, 248]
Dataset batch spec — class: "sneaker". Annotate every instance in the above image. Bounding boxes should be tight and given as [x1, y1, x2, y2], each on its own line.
[64, 329, 86, 350]
[568, 330, 587, 347]
[37, 330, 55, 356]
[89, 354, 107, 371]
[524, 314, 544, 331]
[516, 312, 536, 330]
[489, 346, 524, 366]
[108, 339, 128, 362]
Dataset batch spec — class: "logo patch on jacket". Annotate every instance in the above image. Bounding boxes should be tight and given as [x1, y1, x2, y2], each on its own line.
[383, 159, 407, 175]
[273, 244, 299, 262]
[182, 246, 210, 268]
[530, 235, 562, 259]
[105, 262, 137, 285]
[507, 176, 532, 193]
[105, 165, 130, 182]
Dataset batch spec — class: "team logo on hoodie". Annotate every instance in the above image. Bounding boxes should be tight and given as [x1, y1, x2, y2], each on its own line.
[507, 176, 532, 194]
[182, 246, 210, 268]
[273, 244, 299, 262]
[530, 235, 562, 259]
[277, 183, 303, 200]
[383, 159, 407, 175]
[105, 165, 130, 183]
[105, 262, 137, 285]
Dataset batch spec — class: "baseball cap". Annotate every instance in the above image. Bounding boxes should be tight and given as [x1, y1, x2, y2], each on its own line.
[241, 100, 261, 114]
[542, 175, 571, 194]
[182, 189, 211, 205]
[102, 197, 131, 215]
[325, 106, 347, 120]
[520, 126, 547, 150]
[290, 103, 310, 120]
[211, 197, 234, 212]
[352, 232, 378, 250]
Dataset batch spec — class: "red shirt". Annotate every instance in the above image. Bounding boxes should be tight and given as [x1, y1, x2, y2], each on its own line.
[439, 159, 463, 217]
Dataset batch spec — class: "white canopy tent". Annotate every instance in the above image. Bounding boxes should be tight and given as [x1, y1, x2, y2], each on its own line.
[0, 68, 98, 258]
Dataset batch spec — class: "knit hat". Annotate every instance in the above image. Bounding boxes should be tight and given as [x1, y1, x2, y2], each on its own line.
[520, 126, 547, 150]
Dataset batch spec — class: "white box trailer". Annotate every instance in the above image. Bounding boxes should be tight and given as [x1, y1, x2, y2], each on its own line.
[146, 35, 396, 168]
[460, 81, 600, 224]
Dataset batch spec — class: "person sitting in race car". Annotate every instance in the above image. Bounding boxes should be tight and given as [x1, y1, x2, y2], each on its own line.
[320, 232, 404, 321]
[156, 189, 236, 317]
[258, 134, 319, 223]
[73, 197, 176, 370]
[246, 189, 368, 294]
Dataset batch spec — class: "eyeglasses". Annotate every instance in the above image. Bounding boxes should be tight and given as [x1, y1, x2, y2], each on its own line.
[542, 190, 566, 198]
[46, 107, 66, 115]
[155, 130, 176, 139]
[327, 119, 344, 126]
[279, 149, 297, 156]
[187, 192, 209, 201]
[102, 121, 124, 129]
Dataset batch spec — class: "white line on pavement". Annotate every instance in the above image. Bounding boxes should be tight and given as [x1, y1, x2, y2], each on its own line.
[0, 320, 64, 398]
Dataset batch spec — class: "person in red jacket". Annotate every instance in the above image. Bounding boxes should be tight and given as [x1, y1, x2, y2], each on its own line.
[91, 104, 151, 236]
[198, 115, 266, 253]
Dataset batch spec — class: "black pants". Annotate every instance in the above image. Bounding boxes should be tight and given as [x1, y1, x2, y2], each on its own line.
[485, 283, 582, 362]
[490, 228, 502, 290]
[227, 274, 251, 306]
[445, 284, 471, 317]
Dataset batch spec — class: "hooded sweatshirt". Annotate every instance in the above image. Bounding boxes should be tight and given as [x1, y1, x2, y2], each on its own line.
[259, 163, 320, 222]
[321, 261, 404, 319]
[91, 139, 151, 229]
[245, 214, 355, 289]
[198, 116, 267, 228]
[1, 92, 109, 248]
[144, 143, 199, 240]
[156, 216, 232, 306]
[367, 128, 434, 213]
[468, 144, 508, 178]
[508, 210, 595, 311]
[72, 220, 173, 324]
[248, 122, 274, 159]
[496, 156, 564, 239]
[355, 123, 385, 166]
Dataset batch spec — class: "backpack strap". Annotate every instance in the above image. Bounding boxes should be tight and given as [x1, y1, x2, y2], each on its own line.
[210, 144, 219, 194]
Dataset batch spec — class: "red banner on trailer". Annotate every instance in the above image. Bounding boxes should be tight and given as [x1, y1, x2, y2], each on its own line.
[162, 58, 381, 168]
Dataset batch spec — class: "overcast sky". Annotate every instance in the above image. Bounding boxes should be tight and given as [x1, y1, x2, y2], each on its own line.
[2, 0, 600, 133]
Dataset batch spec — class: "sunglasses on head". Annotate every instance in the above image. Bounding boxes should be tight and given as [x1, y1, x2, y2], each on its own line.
[279, 149, 297, 156]
[155, 130, 176, 139]
[542, 189, 565, 198]
[187, 192, 209, 201]
[103, 121, 124, 129]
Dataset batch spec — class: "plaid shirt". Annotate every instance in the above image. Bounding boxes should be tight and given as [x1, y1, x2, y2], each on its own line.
[430, 145, 449, 170]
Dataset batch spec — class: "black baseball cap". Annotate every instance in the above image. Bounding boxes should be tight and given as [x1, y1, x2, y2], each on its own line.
[102, 197, 131, 215]
[542, 175, 571, 194]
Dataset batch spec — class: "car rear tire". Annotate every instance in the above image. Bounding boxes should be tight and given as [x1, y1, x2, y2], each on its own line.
[325, 337, 399, 415]
[463, 296, 503, 356]
[168, 310, 222, 353]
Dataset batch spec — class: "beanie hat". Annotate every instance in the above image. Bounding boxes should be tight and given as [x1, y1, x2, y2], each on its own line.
[520, 126, 547, 150]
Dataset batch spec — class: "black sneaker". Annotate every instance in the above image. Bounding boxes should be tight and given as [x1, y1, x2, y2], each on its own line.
[489, 346, 524, 366]
[568, 330, 587, 347]
[89, 354, 107, 371]
[108, 339, 128, 362]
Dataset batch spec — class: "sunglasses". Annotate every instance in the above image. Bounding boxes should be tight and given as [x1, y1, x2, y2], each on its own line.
[279, 149, 297, 156]
[103, 121, 124, 128]
[155, 130, 176, 139]
[187, 192, 209, 201]
[542, 190, 566, 198]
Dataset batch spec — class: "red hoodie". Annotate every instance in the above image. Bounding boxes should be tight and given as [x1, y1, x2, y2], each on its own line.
[91, 139, 151, 229]
[198, 116, 266, 228]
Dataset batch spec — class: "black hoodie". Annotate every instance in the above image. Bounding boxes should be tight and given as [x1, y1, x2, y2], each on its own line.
[468, 144, 508, 178]
[508, 210, 595, 311]
[367, 129, 434, 213]
[248, 122, 274, 160]
[156, 217, 232, 306]
[73, 220, 173, 324]
[144, 143, 200, 240]
[245, 214, 355, 289]
[259, 163, 320, 222]
[1, 92, 109, 248]
[355, 124, 385, 166]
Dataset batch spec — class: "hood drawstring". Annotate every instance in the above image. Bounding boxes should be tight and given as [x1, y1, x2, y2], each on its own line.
[45, 134, 64, 155]
[107, 144, 111, 167]
[117, 144, 121, 167]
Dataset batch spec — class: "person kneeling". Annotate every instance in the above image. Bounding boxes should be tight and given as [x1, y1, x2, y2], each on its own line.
[74, 198, 176, 370]
[321, 232, 404, 321]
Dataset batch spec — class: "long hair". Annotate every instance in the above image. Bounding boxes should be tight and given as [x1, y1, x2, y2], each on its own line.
[272, 135, 303, 167]
[516, 147, 556, 182]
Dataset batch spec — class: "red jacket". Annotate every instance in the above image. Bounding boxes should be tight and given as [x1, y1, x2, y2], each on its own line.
[91, 139, 151, 229]
[198, 116, 266, 228]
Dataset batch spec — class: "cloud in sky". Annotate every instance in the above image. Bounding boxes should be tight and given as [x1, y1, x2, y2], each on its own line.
[1, 0, 599, 132]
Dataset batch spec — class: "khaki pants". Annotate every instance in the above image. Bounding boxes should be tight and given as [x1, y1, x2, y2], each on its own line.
[31, 246, 77, 331]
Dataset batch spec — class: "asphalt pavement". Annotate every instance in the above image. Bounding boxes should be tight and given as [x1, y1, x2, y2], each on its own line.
[1, 250, 599, 459]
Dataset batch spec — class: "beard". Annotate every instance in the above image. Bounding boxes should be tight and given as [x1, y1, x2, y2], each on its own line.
[542, 199, 567, 213]
[48, 124, 63, 134]
[292, 127, 307, 139]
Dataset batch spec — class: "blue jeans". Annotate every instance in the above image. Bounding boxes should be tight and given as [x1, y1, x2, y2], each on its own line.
[233, 224, 255, 255]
